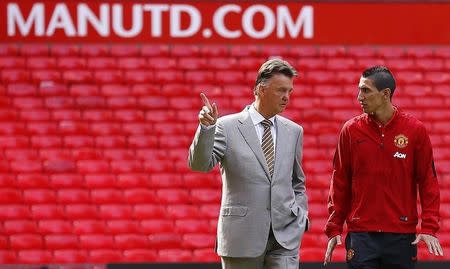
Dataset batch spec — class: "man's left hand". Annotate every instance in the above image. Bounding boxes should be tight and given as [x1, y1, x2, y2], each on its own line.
[412, 233, 444, 256]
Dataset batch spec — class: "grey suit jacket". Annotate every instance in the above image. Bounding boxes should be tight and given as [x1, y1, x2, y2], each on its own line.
[188, 106, 308, 257]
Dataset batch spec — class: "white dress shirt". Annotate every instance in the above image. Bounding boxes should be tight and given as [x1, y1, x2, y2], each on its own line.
[248, 104, 277, 151]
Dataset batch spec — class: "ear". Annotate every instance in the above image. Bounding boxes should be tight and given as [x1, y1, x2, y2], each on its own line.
[383, 88, 391, 100]
[257, 84, 265, 95]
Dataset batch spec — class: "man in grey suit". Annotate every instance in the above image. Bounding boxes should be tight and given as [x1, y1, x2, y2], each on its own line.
[189, 59, 308, 269]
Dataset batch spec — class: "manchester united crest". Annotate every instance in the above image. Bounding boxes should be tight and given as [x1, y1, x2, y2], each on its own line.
[347, 249, 355, 261]
[394, 134, 408, 148]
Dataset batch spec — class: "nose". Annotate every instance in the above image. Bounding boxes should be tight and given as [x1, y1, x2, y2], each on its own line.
[357, 91, 364, 102]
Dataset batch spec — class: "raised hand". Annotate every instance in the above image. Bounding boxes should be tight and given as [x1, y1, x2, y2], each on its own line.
[199, 93, 218, 126]
[324, 235, 342, 266]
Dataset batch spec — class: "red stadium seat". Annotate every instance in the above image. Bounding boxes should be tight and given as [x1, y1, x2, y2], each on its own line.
[31, 135, 62, 148]
[0, 188, 22, 204]
[63, 70, 93, 83]
[238, 57, 266, 70]
[116, 173, 149, 188]
[147, 57, 177, 69]
[65, 204, 98, 219]
[3, 220, 38, 234]
[17, 250, 53, 264]
[167, 205, 200, 219]
[0, 251, 17, 264]
[118, 57, 147, 69]
[31, 204, 65, 219]
[148, 233, 182, 249]
[111, 45, 140, 57]
[73, 220, 107, 235]
[85, 174, 116, 188]
[175, 219, 210, 233]
[10, 160, 42, 173]
[0, 44, 19, 56]
[110, 160, 143, 173]
[171, 45, 200, 57]
[10, 234, 44, 249]
[80, 44, 109, 57]
[416, 58, 444, 71]
[230, 45, 260, 57]
[124, 70, 154, 83]
[178, 57, 207, 70]
[21, 44, 49, 56]
[115, 109, 145, 121]
[378, 46, 405, 58]
[182, 234, 215, 249]
[107, 220, 140, 234]
[23, 189, 57, 203]
[0, 57, 26, 68]
[91, 189, 124, 204]
[32, 70, 61, 82]
[94, 70, 123, 84]
[0, 205, 30, 219]
[191, 189, 221, 204]
[123, 189, 156, 203]
[158, 249, 192, 262]
[51, 44, 80, 57]
[115, 234, 149, 249]
[319, 46, 346, 57]
[347, 46, 377, 57]
[200, 45, 229, 57]
[193, 248, 220, 262]
[50, 173, 84, 187]
[1, 69, 30, 83]
[45, 234, 79, 249]
[57, 189, 90, 204]
[157, 189, 190, 204]
[89, 249, 123, 263]
[123, 249, 157, 262]
[77, 160, 110, 173]
[141, 220, 174, 233]
[99, 204, 133, 219]
[185, 71, 215, 84]
[38, 220, 72, 234]
[133, 204, 167, 220]
[406, 46, 434, 58]
[207, 57, 238, 70]
[87, 57, 116, 69]
[58, 57, 87, 69]
[80, 234, 114, 249]
[53, 250, 88, 264]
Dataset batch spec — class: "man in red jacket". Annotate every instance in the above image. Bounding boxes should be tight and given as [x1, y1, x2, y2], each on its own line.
[323, 66, 443, 268]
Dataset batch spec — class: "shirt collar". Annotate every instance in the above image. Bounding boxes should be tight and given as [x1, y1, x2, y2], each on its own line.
[249, 103, 276, 126]
[368, 106, 399, 127]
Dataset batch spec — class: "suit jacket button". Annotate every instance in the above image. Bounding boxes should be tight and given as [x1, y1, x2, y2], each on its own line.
[266, 207, 270, 210]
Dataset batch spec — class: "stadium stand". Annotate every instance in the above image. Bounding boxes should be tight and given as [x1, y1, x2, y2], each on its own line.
[0, 44, 449, 266]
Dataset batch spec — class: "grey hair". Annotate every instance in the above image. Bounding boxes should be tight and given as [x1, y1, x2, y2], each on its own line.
[253, 59, 297, 95]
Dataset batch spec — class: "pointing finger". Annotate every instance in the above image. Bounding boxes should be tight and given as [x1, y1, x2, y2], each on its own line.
[212, 102, 218, 118]
[200, 93, 212, 110]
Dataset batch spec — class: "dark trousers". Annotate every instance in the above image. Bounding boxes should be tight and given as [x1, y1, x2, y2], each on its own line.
[345, 232, 417, 269]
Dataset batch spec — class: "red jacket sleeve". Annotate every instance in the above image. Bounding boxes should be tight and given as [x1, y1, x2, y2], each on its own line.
[415, 125, 440, 236]
[325, 123, 353, 238]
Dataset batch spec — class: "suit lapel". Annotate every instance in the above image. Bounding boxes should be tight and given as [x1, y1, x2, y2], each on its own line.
[273, 116, 290, 180]
[237, 108, 271, 180]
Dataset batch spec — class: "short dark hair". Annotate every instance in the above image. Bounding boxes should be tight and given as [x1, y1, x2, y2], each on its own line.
[254, 59, 297, 95]
[362, 66, 396, 98]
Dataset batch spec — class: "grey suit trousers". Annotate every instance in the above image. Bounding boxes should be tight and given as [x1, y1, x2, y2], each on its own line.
[221, 229, 299, 269]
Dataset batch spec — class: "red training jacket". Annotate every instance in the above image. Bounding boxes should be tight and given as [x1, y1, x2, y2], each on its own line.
[325, 108, 440, 238]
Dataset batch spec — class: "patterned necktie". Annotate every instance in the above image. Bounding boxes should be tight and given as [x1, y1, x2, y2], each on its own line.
[261, 119, 274, 177]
